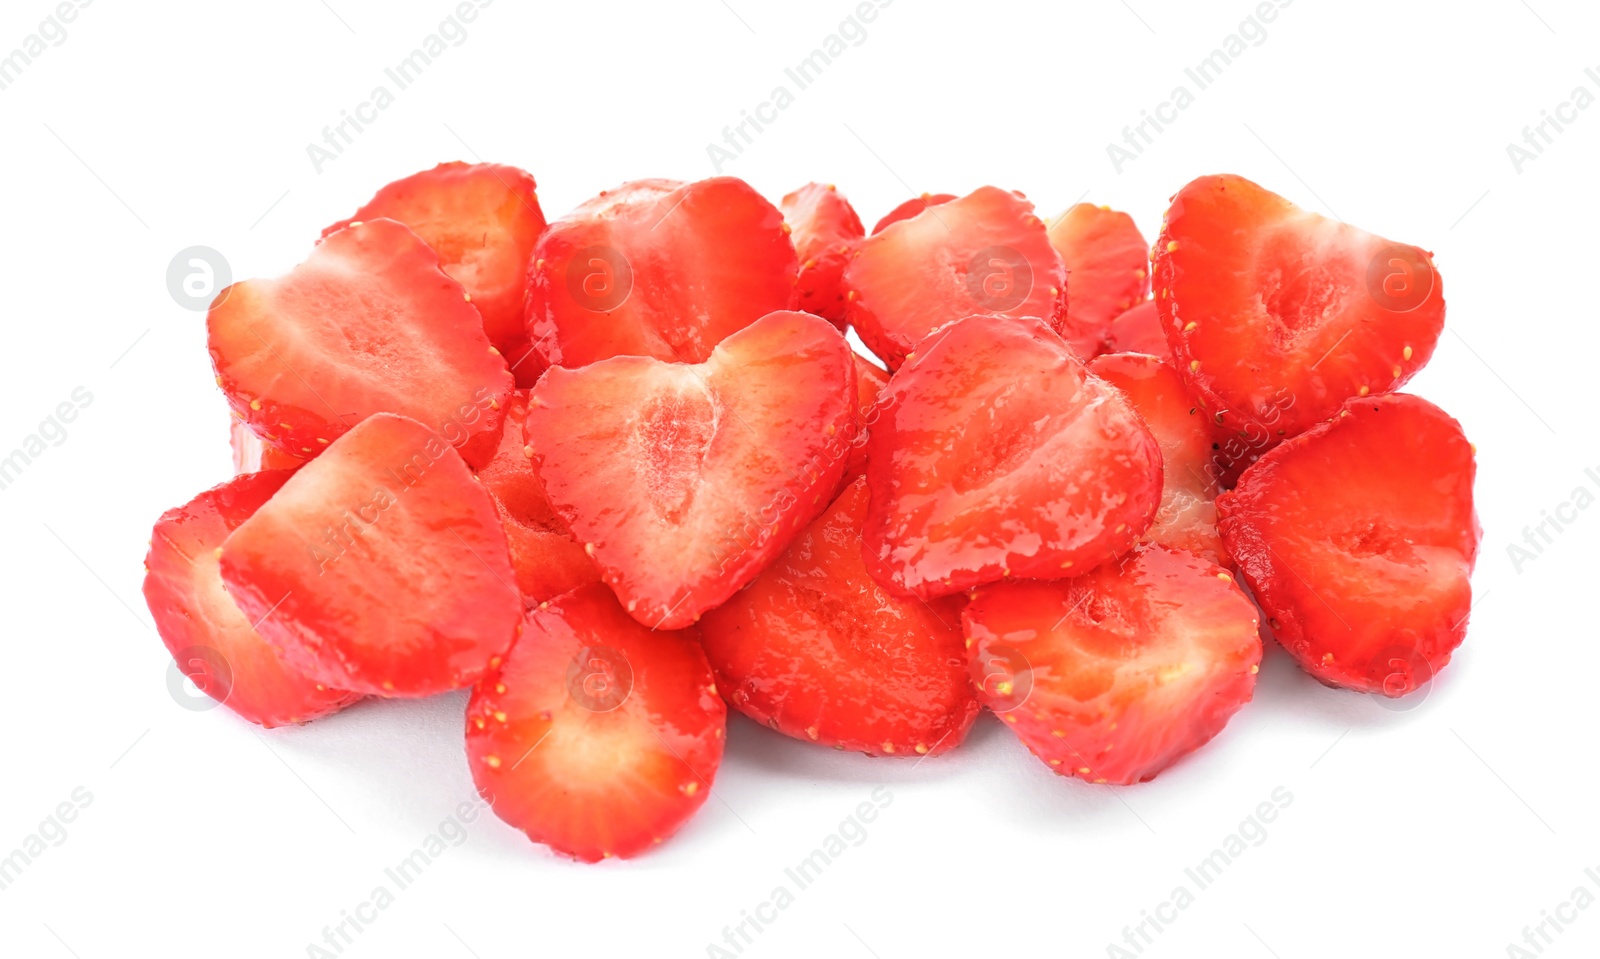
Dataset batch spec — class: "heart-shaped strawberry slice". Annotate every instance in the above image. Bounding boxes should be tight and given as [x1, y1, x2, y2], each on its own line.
[526, 310, 856, 629]
[524, 177, 797, 369]
[862, 314, 1163, 600]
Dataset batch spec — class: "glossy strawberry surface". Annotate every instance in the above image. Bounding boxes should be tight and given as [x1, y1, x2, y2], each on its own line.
[466, 583, 725, 862]
[966, 545, 1261, 784]
[862, 315, 1163, 599]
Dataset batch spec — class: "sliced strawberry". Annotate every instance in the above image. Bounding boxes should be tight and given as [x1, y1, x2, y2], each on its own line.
[1217, 393, 1479, 695]
[862, 315, 1162, 600]
[466, 582, 725, 862]
[700, 476, 979, 757]
[845, 186, 1067, 370]
[230, 418, 303, 474]
[872, 193, 955, 234]
[209, 218, 513, 468]
[966, 545, 1261, 785]
[219, 413, 522, 696]
[324, 162, 547, 385]
[527, 311, 855, 629]
[525, 177, 797, 368]
[844, 353, 890, 482]
[1154, 174, 1445, 448]
[781, 182, 865, 328]
[475, 390, 600, 604]
[1088, 352, 1228, 565]
[1047, 203, 1151, 359]
[143, 471, 360, 727]
[1101, 300, 1169, 360]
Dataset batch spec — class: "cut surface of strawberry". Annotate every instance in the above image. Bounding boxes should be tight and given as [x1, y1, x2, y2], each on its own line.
[476, 390, 601, 604]
[208, 218, 513, 468]
[527, 310, 856, 629]
[525, 177, 797, 368]
[845, 186, 1066, 370]
[1088, 352, 1228, 565]
[220, 413, 522, 697]
[1047, 203, 1151, 359]
[1217, 393, 1479, 695]
[844, 353, 890, 482]
[324, 162, 547, 384]
[230, 418, 304, 474]
[143, 471, 360, 727]
[700, 476, 979, 757]
[466, 582, 725, 862]
[862, 315, 1162, 600]
[1103, 300, 1168, 360]
[872, 193, 955, 234]
[1155, 174, 1445, 446]
[966, 545, 1261, 785]
[781, 182, 865, 328]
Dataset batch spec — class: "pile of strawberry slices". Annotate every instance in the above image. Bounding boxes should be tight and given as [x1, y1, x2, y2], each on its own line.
[143, 163, 1480, 862]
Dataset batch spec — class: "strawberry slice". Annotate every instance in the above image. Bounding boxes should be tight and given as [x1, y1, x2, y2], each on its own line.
[1101, 300, 1169, 360]
[230, 418, 303, 473]
[1047, 203, 1151, 359]
[844, 353, 890, 482]
[1154, 174, 1445, 447]
[525, 177, 797, 368]
[143, 471, 360, 727]
[966, 545, 1262, 785]
[526, 311, 856, 629]
[1088, 352, 1228, 565]
[324, 162, 547, 384]
[872, 193, 955, 233]
[845, 186, 1067, 370]
[781, 182, 865, 328]
[219, 413, 522, 697]
[475, 390, 600, 604]
[208, 218, 513, 468]
[862, 315, 1162, 600]
[1217, 393, 1480, 695]
[700, 476, 979, 757]
[466, 582, 725, 862]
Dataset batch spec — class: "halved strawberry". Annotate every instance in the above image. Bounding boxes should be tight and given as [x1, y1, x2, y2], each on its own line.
[143, 471, 360, 727]
[781, 183, 865, 328]
[1047, 203, 1151, 359]
[845, 186, 1067, 370]
[209, 218, 513, 468]
[1217, 393, 1479, 695]
[324, 162, 547, 384]
[1088, 352, 1228, 565]
[230, 418, 303, 474]
[700, 476, 979, 757]
[844, 353, 890, 482]
[475, 390, 600, 604]
[526, 311, 855, 629]
[872, 193, 955, 233]
[862, 315, 1162, 600]
[525, 177, 797, 368]
[1101, 300, 1169, 360]
[966, 545, 1261, 785]
[466, 582, 725, 862]
[1154, 174, 1445, 448]
[219, 413, 522, 696]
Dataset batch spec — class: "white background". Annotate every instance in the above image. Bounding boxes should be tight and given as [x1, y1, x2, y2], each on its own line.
[0, 1, 1595, 957]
